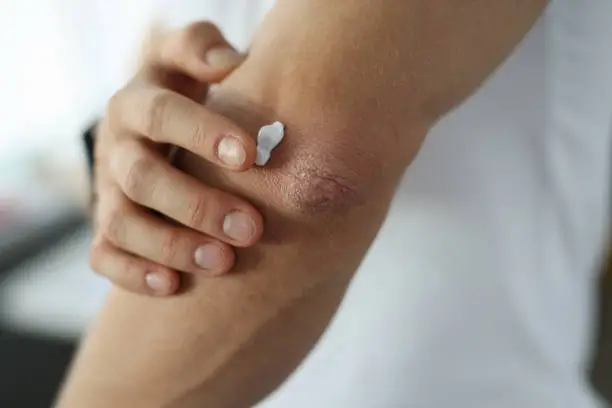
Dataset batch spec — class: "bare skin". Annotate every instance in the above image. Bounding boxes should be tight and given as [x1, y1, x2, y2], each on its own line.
[56, 1, 547, 407]
[91, 23, 264, 295]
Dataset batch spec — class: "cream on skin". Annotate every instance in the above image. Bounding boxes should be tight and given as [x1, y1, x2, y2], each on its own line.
[255, 121, 285, 166]
[166, 121, 284, 167]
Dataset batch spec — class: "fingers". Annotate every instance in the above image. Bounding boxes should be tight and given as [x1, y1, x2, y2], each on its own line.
[146, 21, 245, 84]
[93, 21, 252, 296]
[90, 236, 180, 296]
[108, 86, 256, 170]
[97, 187, 236, 276]
[109, 141, 264, 247]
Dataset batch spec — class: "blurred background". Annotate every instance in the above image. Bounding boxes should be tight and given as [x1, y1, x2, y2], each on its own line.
[0, 1, 609, 407]
[0, 1, 145, 405]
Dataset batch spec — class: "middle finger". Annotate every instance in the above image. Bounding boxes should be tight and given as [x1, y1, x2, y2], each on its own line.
[109, 85, 256, 170]
[110, 140, 264, 247]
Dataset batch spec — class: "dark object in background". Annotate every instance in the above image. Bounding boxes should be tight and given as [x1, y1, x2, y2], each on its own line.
[0, 329, 75, 408]
[591, 256, 612, 402]
[0, 209, 84, 276]
[0, 202, 85, 407]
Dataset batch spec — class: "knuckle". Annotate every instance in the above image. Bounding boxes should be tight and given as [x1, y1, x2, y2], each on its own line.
[143, 90, 173, 140]
[159, 230, 183, 266]
[89, 237, 106, 274]
[122, 154, 151, 201]
[123, 258, 144, 281]
[106, 89, 127, 131]
[188, 121, 207, 150]
[100, 207, 125, 244]
[216, 245, 235, 272]
[89, 257, 103, 276]
[185, 195, 209, 229]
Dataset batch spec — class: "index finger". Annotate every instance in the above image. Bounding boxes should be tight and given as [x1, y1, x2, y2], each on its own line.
[109, 86, 256, 170]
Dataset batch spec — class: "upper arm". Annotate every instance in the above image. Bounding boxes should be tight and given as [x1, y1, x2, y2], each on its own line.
[180, 0, 548, 226]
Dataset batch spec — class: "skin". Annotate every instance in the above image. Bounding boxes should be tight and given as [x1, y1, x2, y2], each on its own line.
[56, 1, 548, 407]
[91, 22, 266, 296]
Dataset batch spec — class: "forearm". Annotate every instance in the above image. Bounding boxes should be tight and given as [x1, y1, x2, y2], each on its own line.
[57, 154, 391, 408]
[57, 1, 546, 407]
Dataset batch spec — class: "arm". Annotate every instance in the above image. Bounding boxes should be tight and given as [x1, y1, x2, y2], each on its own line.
[57, 1, 547, 407]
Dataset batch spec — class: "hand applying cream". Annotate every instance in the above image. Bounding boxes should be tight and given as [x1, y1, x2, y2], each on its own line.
[255, 121, 285, 166]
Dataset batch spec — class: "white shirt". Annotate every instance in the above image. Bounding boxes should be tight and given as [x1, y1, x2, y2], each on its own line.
[165, 1, 612, 407]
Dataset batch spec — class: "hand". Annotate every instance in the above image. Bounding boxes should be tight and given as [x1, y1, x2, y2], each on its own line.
[91, 22, 264, 296]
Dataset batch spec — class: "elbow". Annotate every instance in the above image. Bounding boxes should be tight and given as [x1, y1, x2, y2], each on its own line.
[271, 150, 375, 218]
[259, 122, 405, 219]
[282, 168, 363, 217]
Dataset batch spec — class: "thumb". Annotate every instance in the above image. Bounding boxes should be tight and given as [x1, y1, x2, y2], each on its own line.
[149, 21, 246, 84]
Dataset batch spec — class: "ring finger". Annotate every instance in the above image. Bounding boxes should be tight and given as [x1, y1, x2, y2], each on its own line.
[97, 185, 236, 276]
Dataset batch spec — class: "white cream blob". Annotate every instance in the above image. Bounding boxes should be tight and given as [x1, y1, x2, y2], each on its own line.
[255, 121, 285, 166]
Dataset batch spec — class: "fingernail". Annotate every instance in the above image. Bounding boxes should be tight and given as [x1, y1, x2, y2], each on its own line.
[194, 244, 224, 269]
[218, 137, 246, 167]
[146, 272, 170, 294]
[223, 211, 257, 242]
[205, 47, 244, 69]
